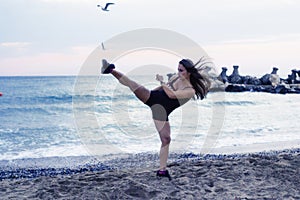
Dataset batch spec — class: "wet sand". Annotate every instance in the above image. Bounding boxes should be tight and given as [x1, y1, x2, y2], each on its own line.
[0, 149, 299, 199]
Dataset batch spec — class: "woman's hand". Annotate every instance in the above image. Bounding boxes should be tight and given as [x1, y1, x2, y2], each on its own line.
[156, 74, 166, 85]
[156, 74, 164, 82]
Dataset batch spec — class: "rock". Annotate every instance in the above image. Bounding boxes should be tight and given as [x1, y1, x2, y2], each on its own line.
[260, 74, 271, 85]
[243, 76, 262, 85]
[297, 70, 300, 77]
[270, 74, 280, 87]
[228, 65, 243, 84]
[271, 67, 279, 74]
[218, 67, 228, 83]
[285, 69, 299, 84]
[225, 84, 248, 92]
[259, 67, 280, 85]
[292, 69, 299, 83]
[274, 85, 288, 94]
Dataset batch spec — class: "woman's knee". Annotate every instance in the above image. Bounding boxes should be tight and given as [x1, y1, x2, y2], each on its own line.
[161, 135, 171, 146]
[134, 86, 150, 103]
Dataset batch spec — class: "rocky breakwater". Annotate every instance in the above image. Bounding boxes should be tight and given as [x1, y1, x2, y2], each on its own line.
[218, 66, 300, 94]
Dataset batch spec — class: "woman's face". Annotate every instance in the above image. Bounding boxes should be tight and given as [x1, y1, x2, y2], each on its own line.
[178, 63, 190, 80]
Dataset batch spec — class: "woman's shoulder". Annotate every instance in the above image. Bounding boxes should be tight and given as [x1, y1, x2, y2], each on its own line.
[168, 74, 179, 82]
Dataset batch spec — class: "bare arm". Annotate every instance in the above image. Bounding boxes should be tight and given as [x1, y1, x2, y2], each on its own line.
[161, 83, 195, 99]
[155, 74, 194, 99]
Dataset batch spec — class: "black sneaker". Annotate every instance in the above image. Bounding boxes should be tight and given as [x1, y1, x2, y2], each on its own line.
[101, 59, 115, 74]
[156, 170, 172, 181]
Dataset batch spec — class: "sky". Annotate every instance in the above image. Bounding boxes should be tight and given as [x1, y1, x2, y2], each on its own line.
[1, 0, 300, 77]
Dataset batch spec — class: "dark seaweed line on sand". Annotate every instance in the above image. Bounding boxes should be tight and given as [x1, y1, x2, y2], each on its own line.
[0, 148, 299, 181]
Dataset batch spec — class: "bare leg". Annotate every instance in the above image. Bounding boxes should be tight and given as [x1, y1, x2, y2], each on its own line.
[110, 69, 171, 169]
[154, 119, 171, 170]
[111, 69, 150, 103]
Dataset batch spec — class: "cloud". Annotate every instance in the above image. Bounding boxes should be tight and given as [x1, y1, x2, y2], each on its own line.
[0, 42, 32, 59]
[40, 0, 92, 3]
[0, 44, 95, 76]
[219, 34, 300, 45]
[1, 42, 31, 48]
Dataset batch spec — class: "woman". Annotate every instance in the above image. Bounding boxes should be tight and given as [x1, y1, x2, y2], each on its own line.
[101, 58, 211, 180]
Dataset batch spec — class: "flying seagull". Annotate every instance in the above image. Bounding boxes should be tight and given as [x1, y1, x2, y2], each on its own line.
[97, 3, 114, 11]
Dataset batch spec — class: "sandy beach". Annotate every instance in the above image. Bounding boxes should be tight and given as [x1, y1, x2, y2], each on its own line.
[0, 149, 299, 199]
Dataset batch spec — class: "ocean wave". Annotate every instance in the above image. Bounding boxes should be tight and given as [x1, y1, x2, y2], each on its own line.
[3, 94, 140, 107]
[0, 107, 51, 115]
[2, 95, 73, 106]
[73, 94, 137, 102]
[39, 95, 73, 104]
[212, 100, 256, 106]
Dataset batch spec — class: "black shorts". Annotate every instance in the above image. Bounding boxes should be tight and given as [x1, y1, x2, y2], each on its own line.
[145, 89, 182, 121]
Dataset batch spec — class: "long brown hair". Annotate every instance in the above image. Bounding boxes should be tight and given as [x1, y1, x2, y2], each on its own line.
[179, 58, 211, 100]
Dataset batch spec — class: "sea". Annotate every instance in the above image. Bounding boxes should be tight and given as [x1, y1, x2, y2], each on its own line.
[0, 75, 300, 170]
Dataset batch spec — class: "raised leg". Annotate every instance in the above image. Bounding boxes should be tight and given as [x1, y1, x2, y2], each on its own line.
[111, 69, 150, 103]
